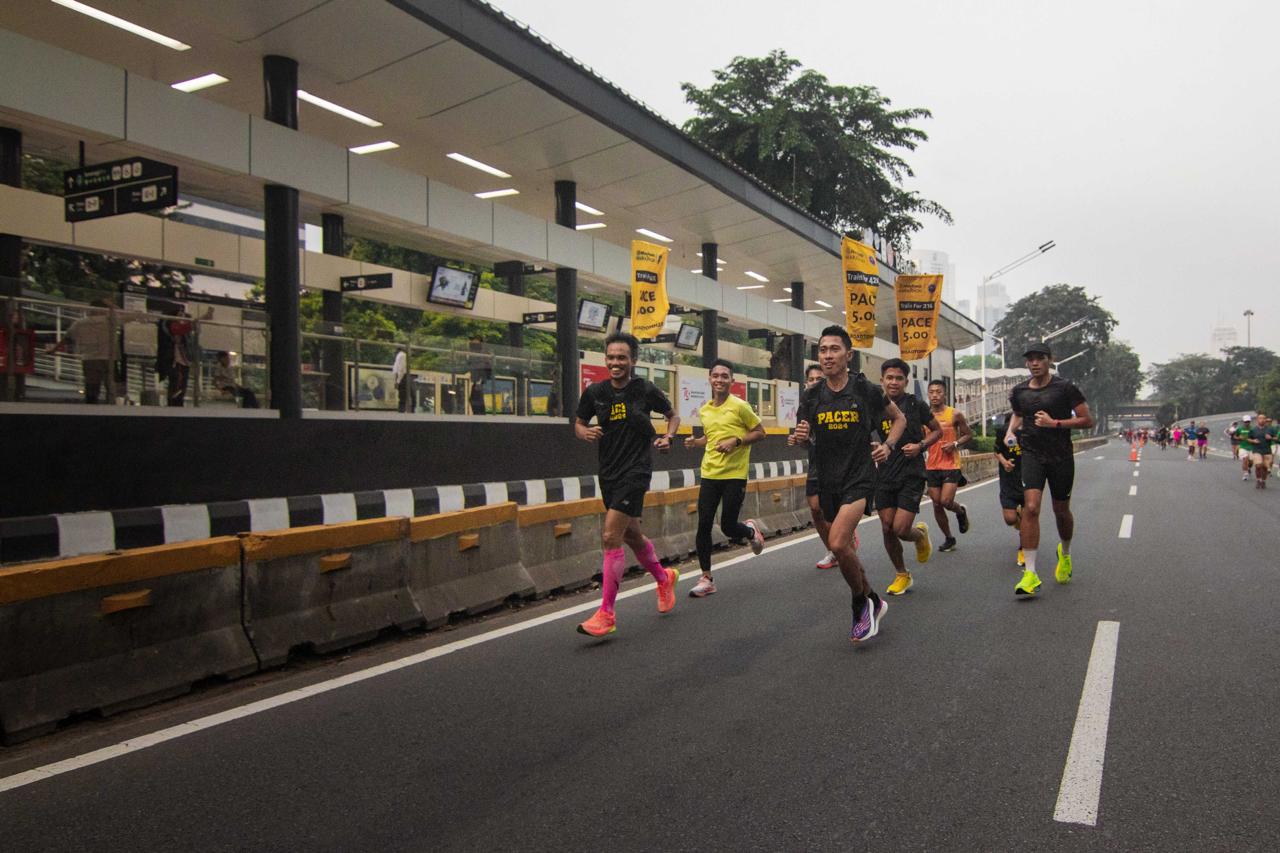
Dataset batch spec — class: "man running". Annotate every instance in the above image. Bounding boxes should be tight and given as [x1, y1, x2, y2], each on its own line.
[1157, 424, 1169, 450]
[1186, 420, 1198, 460]
[790, 325, 906, 642]
[1005, 342, 1094, 596]
[1196, 422, 1210, 460]
[684, 359, 767, 597]
[874, 358, 938, 595]
[1227, 421, 1241, 461]
[925, 379, 972, 552]
[995, 411, 1027, 567]
[574, 332, 681, 637]
[803, 364, 838, 569]
[1233, 418, 1254, 479]
[1247, 413, 1274, 490]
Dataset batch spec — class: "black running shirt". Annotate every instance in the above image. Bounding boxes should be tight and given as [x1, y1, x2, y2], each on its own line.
[997, 425, 1024, 487]
[1009, 375, 1086, 462]
[877, 393, 934, 485]
[799, 373, 887, 492]
[576, 377, 673, 482]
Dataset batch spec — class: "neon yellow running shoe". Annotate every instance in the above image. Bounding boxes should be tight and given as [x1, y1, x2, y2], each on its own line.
[1055, 544, 1073, 584]
[886, 572, 913, 595]
[1017, 548, 1025, 567]
[913, 522, 932, 563]
[1015, 569, 1041, 596]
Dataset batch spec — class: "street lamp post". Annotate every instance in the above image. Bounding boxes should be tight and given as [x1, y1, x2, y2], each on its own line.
[979, 240, 1056, 435]
[1244, 309, 1254, 347]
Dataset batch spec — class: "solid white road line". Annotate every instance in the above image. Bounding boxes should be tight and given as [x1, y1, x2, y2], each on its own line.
[1118, 514, 1133, 538]
[1128, 485, 1137, 496]
[1054, 621, 1121, 826]
[3, 476, 1015, 795]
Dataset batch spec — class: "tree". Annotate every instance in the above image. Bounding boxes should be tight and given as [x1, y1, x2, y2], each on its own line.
[1148, 354, 1225, 419]
[1257, 365, 1280, 419]
[1216, 346, 1280, 412]
[1085, 340, 1142, 429]
[993, 284, 1117, 382]
[681, 50, 950, 249]
[955, 354, 1003, 370]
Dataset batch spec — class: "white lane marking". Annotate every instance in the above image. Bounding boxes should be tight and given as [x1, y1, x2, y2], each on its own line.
[1132, 470, 1139, 478]
[1118, 515, 1133, 538]
[1054, 621, 1121, 826]
[1128, 485, 1137, 496]
[1093, 455, 1104, 460]
[1, 473, 1010, 795]
[1134, 462, 1139, 468]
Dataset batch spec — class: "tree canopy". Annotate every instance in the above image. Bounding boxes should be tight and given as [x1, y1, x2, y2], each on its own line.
[681, 50, 950, 248]
[1149, 347, 1280, 419]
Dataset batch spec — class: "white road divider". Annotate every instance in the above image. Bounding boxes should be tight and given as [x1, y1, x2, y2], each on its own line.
[1054, 620, 1121, 826]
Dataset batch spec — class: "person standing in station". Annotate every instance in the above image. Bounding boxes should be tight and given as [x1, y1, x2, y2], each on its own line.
[924, 379, 973, 552]
[574, 332, 681, 637]
[1005, 342, 1094, 597]
[683, 359, 767, 598]
[873, 358, 937, 596]
[790, 325, 906, 643]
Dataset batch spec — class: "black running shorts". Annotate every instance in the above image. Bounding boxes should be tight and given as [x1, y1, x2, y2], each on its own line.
[805, 476, 819, 497]
[600, 477, 649, 518]
[1021, 453, 1074, 501]
[817, 486, 873, 524]
[874, 476, 925, 514]
[925, 469, 967, 489]
[998, 473, 1024, 511]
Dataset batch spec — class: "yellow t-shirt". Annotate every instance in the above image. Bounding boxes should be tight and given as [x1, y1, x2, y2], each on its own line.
[698, 394, 762, 480]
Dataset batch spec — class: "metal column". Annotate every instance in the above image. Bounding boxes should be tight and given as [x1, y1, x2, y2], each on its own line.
[700, 242, 718, 366]
[789, 280, 805, 382]
[554, 180, 578, 419]
[262, 56, 302, 418]
[321, 212, 345, 411]
[0, 128, 22, 401]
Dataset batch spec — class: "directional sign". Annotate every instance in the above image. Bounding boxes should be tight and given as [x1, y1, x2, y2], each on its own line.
[64, 156, 178, 223]
[340, 273, 393, 293]
[522, 311, 557, 324]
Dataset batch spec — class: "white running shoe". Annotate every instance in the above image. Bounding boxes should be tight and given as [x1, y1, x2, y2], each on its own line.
[690, 575, 717, 597]
[745, 519, 765, 555]
[816, 551, 837, 570]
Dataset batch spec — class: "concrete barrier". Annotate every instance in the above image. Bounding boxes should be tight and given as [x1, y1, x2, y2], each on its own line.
[1073, 437, 1109, 453]
[408, 503, 533, 627]
[749, 477, 802, 538]
[961, 453, 999, 484]
[651, 485, 698, 560]
[241, 517, 422, 669]
[517, 498, 606, 597]
[0, 538, 257, 742]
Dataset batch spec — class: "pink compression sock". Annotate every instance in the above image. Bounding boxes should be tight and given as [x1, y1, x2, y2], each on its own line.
[600, 548, 626, 614]
[632, 539, 668, 582]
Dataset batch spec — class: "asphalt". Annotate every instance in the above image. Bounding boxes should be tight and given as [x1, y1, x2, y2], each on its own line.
[3, 434, 1279, 851]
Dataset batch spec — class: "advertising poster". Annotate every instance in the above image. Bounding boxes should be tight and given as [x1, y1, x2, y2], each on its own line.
[630, 240, 670, 340]
[777, 386, 800, 428]
[679, 376, 711, 423]
[894, 274, 943, 361]
[841, 236, 881, 348]
[580, 363, 611, 390]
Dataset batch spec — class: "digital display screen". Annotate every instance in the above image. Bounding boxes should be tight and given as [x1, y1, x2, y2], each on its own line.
[577, 298, 612, 332]
[427, 265, 479, 309]
[674, 323, 702, 350]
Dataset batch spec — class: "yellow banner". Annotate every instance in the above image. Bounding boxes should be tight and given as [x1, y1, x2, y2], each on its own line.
[630, 240, 670, 340]
[841, 236, 880, 348]
[895, 274, 944, 361]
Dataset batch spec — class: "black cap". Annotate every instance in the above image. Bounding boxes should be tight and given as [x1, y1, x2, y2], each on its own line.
[1023, 341, 1052, 357]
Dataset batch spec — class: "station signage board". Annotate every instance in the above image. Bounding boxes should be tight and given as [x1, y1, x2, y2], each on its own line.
[340, 273, 393, 293]
[64, 156, 178, 222]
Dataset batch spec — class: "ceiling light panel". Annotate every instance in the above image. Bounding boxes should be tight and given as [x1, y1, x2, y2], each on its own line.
[576, 223, 607, 231]
[447, 152, 511, 178]
[51, 0, 191, 50]
[736, 285, 764, 290]
[475, 188, 519, 199]
[171, 73, 228, 93]
[349, 141, 400, 155]
[575, 202, 604, 216]
[744, 271, 769, 282]
[297, 90, 382, 127]
[635, 228, 673, 243]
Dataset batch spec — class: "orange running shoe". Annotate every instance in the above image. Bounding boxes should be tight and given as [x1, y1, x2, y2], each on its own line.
[576, 608, 616, 637]
[657, 567, 680, 613]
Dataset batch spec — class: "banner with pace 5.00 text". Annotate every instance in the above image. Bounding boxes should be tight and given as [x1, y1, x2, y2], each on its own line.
[841, 236, 880, 348]
[630, 240, 670, 340]
[894, 274, 943, 361]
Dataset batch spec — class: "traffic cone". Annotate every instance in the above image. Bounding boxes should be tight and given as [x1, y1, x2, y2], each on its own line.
[1129, 444, 1138, 462]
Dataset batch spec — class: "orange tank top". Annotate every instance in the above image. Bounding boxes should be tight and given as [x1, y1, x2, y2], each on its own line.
[926, 405, 960, 470]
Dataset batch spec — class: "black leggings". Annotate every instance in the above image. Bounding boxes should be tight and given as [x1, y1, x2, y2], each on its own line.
[696, 478, 753, 571]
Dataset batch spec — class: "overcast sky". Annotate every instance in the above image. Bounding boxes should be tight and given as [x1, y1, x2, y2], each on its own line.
[493, 0, 1279, 367]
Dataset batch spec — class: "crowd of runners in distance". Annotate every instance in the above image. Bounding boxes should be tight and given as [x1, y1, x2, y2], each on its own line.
[1127, 417, 1278, 490]
[571, 328, 1093, 644]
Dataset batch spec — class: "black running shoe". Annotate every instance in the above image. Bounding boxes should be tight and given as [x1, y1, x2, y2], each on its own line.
[938, 537, 958, 552]
[956, 504, 970, 534]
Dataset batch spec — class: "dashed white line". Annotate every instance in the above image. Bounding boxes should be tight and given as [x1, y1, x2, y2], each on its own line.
[1054, 621, 1121, 826]
[1132, 470, 1139, 478]
[1093, 455, 1105, 460]
[1118, 514, 1133, 538]
[1128, 485, 1137, 496]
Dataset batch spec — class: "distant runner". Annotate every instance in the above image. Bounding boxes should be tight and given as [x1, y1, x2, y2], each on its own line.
[1196, 423, 1210, 459]
[995, 412, 1027, 568]
[1005, 341, 1095, 597]
[684, 359, 767, 598]
[790, 325, 906, 643]
[925, 379, 972, 552]
[1235, 418, 1254, 480]
[873, 358, 938, 596]
[574, 332, 681, 637]
[1246, 413, 1274, 490]
[1227, 421, 1242, 461]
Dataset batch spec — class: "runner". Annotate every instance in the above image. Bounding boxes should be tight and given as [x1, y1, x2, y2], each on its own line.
[873, 358, 938, 595]
[995, 412, 1027, 567]
[1227, 421, 1241, 461]
[1172, 424, 1182, 447]
[1157, 424, 1169, 450]
[1232, 418, 1254, 479]
[789, 325, 906, 642]
[803, 364, 838, 569]
[573, 332, 681, 637]
[1186, 420, 1198, 460]
[925, 379, 973, 552]
[1247, 413, 1274, 490]
[1005, 341, 1095, 597]
[1196, 422, 1210, 459]
[684, 359, 767, 597]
